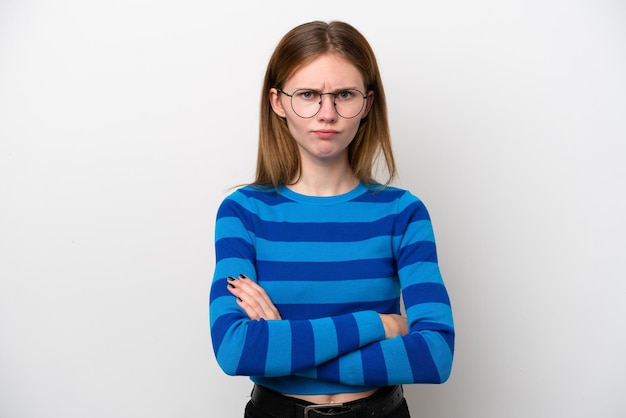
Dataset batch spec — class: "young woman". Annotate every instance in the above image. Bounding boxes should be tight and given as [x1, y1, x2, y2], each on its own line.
[209, 20, 454, 418]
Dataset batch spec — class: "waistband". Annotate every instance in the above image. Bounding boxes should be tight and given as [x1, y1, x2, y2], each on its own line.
[250, 384, 404, 417]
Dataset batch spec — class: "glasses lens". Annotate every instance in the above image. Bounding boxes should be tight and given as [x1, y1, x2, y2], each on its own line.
[290, 89, 365, 119]
[290, 90, 321, 118]
[334, 89, 366, 118]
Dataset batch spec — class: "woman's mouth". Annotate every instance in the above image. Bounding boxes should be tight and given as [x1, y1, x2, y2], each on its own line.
[313, 129, 339, 139]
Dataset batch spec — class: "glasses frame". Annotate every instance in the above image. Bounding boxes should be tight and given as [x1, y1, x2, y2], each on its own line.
[277, 88, 369, 119]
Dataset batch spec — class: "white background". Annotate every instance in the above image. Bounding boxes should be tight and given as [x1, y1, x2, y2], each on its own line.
[1, 1, 625, 417]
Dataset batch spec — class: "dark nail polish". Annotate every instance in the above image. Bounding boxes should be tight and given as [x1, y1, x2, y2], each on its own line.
[239, 274, 248, 279]
[227, 276, 237, 281]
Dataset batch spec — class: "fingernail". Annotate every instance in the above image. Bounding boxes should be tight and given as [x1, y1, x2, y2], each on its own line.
[228, 283, 235, 288]
[227, 276, 237, 281]
[239, 274, 248, 279]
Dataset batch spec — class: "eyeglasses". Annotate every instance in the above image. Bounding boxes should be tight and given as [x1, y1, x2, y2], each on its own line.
[277, 88, 368, 119]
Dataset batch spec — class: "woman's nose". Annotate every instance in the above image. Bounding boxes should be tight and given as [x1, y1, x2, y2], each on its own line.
[317, 94, 338, 121]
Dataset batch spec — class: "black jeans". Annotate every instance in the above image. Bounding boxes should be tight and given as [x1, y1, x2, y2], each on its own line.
[244, 399, 410, 417]
[243, 386, 411, 418]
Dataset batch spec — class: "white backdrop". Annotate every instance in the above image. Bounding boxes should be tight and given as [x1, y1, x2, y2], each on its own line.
[1, 1, 625, 417]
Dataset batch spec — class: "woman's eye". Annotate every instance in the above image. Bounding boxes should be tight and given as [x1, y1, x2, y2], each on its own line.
[298, 90, 317, 100]
[337, 91, 352, 99]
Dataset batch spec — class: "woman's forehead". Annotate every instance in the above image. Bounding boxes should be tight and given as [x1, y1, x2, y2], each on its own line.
[285, 54, 364, 89]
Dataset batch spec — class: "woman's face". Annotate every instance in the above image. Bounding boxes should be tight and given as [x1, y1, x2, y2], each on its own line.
[269, 54, 373, 170]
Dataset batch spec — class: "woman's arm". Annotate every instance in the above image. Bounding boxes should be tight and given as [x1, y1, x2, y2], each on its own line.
[225, 263, 453, 386]
[227, 275, 408, 337]
[211, 273, 387, 377]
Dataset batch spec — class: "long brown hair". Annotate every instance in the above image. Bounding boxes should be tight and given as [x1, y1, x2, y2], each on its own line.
[254, 20, 396, 189]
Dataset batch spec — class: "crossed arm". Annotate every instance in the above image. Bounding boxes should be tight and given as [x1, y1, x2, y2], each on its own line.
[226, 274, 409, 340]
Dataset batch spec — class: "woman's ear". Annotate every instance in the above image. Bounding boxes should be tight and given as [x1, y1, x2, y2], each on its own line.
[269, 88, 287, 118]
[361, 91, 375, 119]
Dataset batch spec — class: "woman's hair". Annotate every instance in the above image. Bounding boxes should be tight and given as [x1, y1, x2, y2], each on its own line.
[254, 20, 396, 189]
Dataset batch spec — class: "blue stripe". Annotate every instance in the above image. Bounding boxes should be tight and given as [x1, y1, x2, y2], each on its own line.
[332, 315, 359, 354]
[291, 320, 315, 371]
[217, 199, 256, 229]
[397, 241, 438, 268]
[402, 334, 440, 382]
[339, 354, 364, 386]
[422, 331, 454, 382]
[277, 299, 400, 320]
[253, 216, 396, 242]
[209, 297, 236, 329]
[239, 187, 288, 205]
[266, 321, 293, 375]
[396, 200, 431, 226]
[209, 278, 230, 303]
[232, 187, 411, 223]
[215, 237, 256, 262]
[257, 258, 396, 281]
[398, 261, 441, 284]
[362, 344, 387, 386]
[442, 328, 455, 353]
[352, 187, 405, 203]
[264, 279, 398, 304]
[407, 304, 455, 330]
[402, 219, 435, 242]
[311, 318, 338, 364]
[214, 257, 257, 282]
[256, 202, 399, 223]
[236, 320, 270, 375]
[256, 237, 392, 262]
[381, 339, 413, 383]
[403, 282, 451, 306]
[318, 357, 340, 382]
[210, 312, 239, 354]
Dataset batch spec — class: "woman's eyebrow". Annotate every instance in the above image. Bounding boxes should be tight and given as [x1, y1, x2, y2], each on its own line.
[292, 86, 362, 92]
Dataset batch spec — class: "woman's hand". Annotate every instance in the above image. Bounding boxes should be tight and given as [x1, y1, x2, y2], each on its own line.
[227, 275, 282, 320]
[379, 313, 409, 339]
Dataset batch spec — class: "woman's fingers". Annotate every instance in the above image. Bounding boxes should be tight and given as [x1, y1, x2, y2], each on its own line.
[227, 275, 282, 320]
[379, 313, 409, 339]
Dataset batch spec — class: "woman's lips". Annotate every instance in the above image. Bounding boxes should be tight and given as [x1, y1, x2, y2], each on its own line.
[313, 129, 339, 139]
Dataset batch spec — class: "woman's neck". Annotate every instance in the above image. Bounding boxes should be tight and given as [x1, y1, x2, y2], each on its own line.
[288, 163, 359, 197]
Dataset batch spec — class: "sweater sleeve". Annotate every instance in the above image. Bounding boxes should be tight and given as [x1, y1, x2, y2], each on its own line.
[294, 194, 455, 385]
[209, 192, 387, 377]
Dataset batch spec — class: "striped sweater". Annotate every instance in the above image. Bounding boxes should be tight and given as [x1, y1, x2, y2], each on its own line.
[209, 183, 454, 395]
